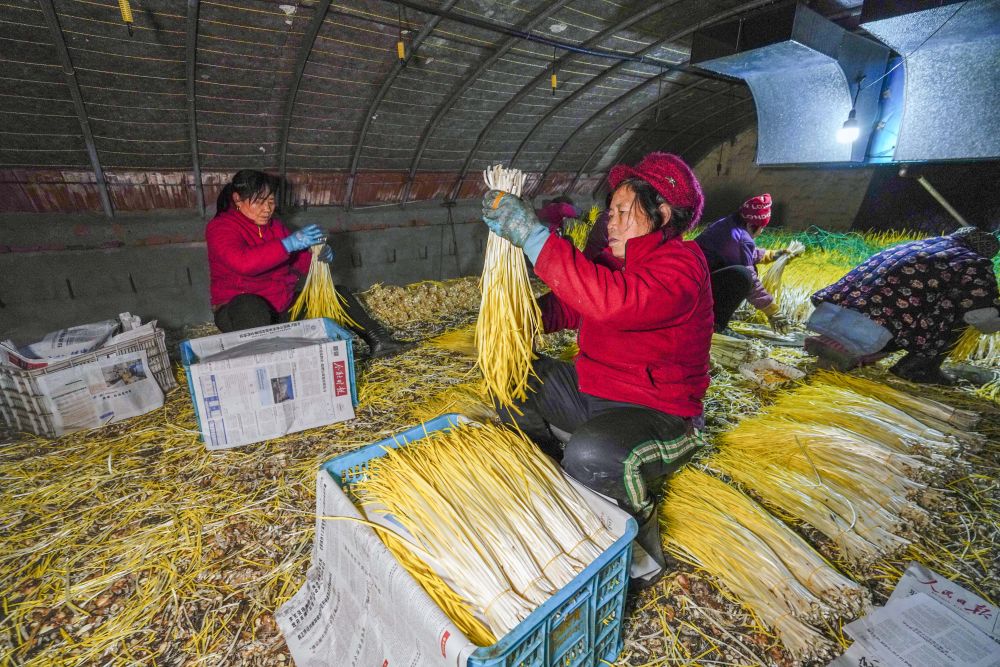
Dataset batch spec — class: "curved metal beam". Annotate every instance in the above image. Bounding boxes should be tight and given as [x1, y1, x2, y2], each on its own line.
[619, 94, 752, 166]
[38, 0, 113, 217]
[345, 0, 459, 211]
[399, 0, 574, 204]
[676, 110, 756, 160]
[446, 0, 684, 200]
[278, 0, 331, 209]
[186, 0, 205, 216]
[533, 76, 703, 196]
[508, 0, 777, 172]
[566, 85, 736, 196]
[586, 95, 753, 197]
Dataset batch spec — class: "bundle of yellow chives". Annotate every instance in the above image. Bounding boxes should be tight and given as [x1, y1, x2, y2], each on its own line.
[949, 325, 982, 361]
[352, 422, 614, 636]
[476, 165, 543, 410]
[662, 470, 847, 661]
[288, 245, 360, 328]
[428, 324, 477, 359]
[760, 240, 805, 299]
[814, 370, 980, 432]
[377, 527, 496, 646]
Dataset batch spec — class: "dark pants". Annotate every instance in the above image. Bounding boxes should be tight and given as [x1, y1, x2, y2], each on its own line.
[496, 356, 701, 519]
[214, 286, 382, 335]
[709, 265, 755, 332]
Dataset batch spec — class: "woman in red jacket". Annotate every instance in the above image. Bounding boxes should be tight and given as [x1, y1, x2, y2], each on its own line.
[481, 153, 714, 586]
[206, 170, 409, 357]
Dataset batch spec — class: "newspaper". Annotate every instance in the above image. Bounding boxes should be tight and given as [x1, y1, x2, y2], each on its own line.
[34, 349, 164, 436]
[19, 318, 119, 361]
[832, 593, 1000, 667]
[275, 470, 479, 667]
[277, 448, 633, 667]
[828, 563, 1000, 667]
[0, 314, 149, 371]
[887, 562, 1000, 641]
[186, 320, 355, 449]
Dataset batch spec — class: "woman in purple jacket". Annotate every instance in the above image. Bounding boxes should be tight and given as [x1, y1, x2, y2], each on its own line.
[694, 194, 795, 334]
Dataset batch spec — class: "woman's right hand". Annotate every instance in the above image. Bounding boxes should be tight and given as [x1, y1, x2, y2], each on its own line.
[282, 224, 325, 253]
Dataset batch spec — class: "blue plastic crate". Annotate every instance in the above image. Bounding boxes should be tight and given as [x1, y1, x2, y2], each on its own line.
[180, 318, 358, 445]
[323, 414, 636, 667]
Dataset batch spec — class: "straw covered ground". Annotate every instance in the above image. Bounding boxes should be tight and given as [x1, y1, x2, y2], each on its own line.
[2, 231, 999, 665]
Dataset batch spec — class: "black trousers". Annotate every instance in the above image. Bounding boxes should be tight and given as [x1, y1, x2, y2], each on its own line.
[497, 356, 701, 519]
[213, 286, 382, 335]
[709, 265, 755, 332]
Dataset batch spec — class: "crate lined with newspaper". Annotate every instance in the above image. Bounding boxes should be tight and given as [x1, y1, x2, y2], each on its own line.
[0, 314, 175, 438]
[179, 318, 357, 449]
[276, 414, 637, 667]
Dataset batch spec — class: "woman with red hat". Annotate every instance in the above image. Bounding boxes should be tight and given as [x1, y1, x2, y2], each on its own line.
[481, 152, 714, 587]
[694, 193, 799, 334]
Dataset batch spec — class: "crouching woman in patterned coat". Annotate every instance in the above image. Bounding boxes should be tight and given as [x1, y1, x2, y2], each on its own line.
[804, 226, 1000, 384]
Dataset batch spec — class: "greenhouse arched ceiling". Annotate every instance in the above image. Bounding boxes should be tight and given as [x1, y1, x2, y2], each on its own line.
[0, 0, 863, 213]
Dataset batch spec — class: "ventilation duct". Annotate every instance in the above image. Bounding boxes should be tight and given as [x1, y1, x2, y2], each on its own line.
[689, 3, 890, 165]
[860, 0, 1000, 162]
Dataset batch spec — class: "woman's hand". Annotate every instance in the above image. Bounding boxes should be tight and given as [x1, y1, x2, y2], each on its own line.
[481, 190, 545, 248]
[282, 224, 325, 253]
[317, 245, 334, 263]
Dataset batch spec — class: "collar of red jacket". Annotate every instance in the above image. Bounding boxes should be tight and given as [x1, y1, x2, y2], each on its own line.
[596, 230, 671, 268]
[220, 207, 276, 235]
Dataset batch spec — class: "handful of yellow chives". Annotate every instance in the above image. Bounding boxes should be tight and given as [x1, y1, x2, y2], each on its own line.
[289, 244, 361, 328]
[477, 165, 543, 410]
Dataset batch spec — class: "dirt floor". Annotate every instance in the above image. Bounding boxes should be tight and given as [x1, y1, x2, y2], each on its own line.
[1, 277, 997, 666]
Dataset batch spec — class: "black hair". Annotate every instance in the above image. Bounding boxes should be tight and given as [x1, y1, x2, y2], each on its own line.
[549, 195, 575, 206]
[216, 170, 280, 214]
[615, 177, 692, 241]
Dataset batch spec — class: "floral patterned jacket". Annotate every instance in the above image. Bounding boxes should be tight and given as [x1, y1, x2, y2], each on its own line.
[811, 236, 1000, 357]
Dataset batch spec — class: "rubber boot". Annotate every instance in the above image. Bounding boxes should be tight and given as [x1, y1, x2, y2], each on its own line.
[362, 325, 415, 359]
[336, 286, 414, 359]
[889, 352, 955, 386]
[629, 506, 667, 592]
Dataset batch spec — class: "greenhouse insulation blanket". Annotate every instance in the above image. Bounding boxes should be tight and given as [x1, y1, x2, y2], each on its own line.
[182, 319, 356, 449]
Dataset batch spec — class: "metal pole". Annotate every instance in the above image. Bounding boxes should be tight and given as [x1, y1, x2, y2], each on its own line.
[38, 0, 114, 217]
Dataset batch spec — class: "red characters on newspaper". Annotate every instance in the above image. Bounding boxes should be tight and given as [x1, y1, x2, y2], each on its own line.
[332, 361, 347, 397]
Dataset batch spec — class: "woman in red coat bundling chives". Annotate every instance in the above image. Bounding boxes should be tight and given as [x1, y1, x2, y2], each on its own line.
[481, 153, 715, 587]
[205, 170, 409, 357]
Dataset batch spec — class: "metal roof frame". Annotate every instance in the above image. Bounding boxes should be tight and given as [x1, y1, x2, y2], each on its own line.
[38, 0, 113, 217]
[509, 0, 776, 173]
[278, 0, 332, 208]
[186, 0, 205, 216]
[400, 0, 574, 204]
[445, 0, 686, 200]
[566, 84, 736, 194]
[344, 0, 460, 210]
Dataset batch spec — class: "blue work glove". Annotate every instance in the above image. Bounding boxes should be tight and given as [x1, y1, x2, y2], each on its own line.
[317, 244, 334, 264]
[281, 224, 325, 253]
[481, 190, 549, 263]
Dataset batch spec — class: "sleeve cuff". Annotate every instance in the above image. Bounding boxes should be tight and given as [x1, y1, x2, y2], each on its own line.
[522, 225, 550, 264]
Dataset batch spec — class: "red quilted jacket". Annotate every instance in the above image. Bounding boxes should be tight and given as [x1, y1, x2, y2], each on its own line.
[206, 209, 312, 312]
[537, 232, 714, 417]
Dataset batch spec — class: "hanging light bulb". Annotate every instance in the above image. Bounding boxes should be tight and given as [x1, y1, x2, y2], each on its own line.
[836, 75, 866, 144]
[837, 108, 860, 143]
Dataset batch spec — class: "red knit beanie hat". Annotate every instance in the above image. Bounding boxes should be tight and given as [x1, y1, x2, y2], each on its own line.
[607, 152, 705, 228]
[740, 194, 772, 227]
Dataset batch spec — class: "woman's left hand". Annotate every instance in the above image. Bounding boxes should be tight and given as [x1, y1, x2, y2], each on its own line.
[317, 245, 334, 263]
